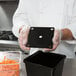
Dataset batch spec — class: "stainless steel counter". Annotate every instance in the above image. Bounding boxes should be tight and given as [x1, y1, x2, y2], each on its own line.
[62, 59, 76, 76]
[21, 54, 76, 76]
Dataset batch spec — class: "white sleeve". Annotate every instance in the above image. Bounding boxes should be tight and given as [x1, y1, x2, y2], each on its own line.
[64, 0, 76, 44]
[67, 1, 76, 39]
[12, 0, 30, 38]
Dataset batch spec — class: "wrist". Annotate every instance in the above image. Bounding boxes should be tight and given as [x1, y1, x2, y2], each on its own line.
[19, 25, 30, 34]
[59, 29, 63, 40]
[61, 28, 74, 40]
[58, 30, 63, 42]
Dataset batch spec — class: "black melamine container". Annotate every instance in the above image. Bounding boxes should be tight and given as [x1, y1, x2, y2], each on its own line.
[24, 51, 66, 76]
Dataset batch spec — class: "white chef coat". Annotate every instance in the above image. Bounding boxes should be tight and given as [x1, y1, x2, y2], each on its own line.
[12, 0, 76, 58]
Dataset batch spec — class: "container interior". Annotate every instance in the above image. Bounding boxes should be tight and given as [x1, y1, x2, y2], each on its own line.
[24, 51, 66, 68]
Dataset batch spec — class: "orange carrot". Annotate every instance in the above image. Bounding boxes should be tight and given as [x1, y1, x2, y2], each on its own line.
[0, 57, 20, 76]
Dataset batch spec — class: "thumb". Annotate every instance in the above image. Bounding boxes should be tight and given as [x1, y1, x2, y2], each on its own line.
[53, 30, 58, 44]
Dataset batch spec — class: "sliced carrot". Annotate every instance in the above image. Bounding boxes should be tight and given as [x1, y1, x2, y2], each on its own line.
[0, 57, 20, 76]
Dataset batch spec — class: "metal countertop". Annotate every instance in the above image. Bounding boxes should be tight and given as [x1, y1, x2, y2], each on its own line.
[62, 59, 76, 76]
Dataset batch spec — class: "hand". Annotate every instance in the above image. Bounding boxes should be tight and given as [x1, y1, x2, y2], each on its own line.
[44, 30, 61, 52]
[18, 26, 30, 51]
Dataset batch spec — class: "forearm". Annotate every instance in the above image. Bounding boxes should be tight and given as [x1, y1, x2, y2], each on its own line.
[61, 28, 75, 40]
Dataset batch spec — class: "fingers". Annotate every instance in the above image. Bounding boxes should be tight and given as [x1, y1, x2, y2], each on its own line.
[44, 43, 60, 52]
[18, 37, 30, 51]
[18, 27, 30, 51]
[53, 30, 60, 43]
[43, 42, 59, 52]
[52, 42, 59, 50]
[43, 30, 60, 52]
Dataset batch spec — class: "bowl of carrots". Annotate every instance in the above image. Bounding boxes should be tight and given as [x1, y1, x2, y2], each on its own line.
[0, 51, 21, 76]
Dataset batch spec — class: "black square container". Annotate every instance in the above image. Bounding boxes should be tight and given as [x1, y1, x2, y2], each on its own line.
[26, 27, 54, 49]
[24, 51, 66, 76]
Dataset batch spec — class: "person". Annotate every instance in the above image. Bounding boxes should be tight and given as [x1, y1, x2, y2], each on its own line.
[12, 0, 76, 58]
